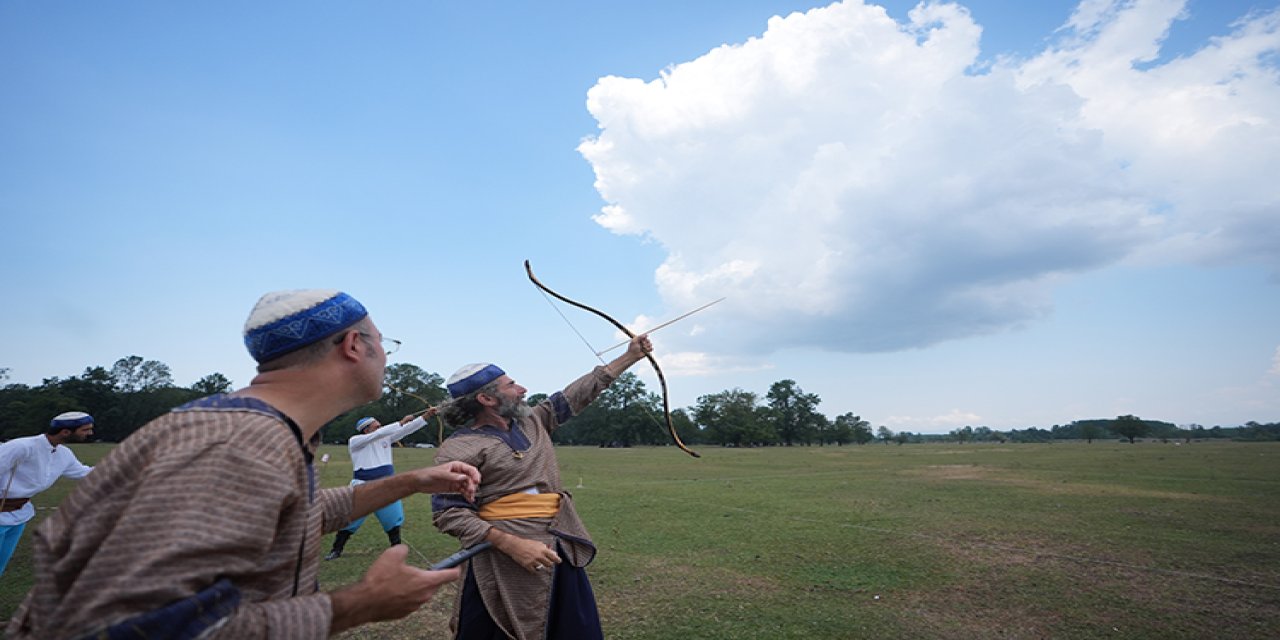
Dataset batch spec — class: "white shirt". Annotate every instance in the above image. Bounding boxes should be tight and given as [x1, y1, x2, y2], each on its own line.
[0, 434, 93, 526]
[347, 416, 428, 474]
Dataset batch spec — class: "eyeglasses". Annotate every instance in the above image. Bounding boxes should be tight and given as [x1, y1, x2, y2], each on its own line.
[362, 332, 401, 356]
[335, 330, 401, 355]
[383, 337, 402, 355]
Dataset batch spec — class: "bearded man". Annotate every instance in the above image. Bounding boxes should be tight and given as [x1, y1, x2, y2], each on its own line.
[431, 334, 653, 640]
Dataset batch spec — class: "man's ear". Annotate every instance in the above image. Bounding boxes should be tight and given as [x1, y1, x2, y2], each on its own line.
[336, 330, 363, 361]
[476, 392, 498, 408]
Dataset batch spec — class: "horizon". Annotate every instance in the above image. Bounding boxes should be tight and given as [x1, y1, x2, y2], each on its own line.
[3, 0, 1278, 435]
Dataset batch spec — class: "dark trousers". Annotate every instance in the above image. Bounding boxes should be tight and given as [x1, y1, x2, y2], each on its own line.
[456, 546, 603, 640]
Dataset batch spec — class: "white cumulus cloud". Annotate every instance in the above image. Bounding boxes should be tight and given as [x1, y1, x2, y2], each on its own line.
[886, 408, 984, 430]
[579, 0, 1280, 355]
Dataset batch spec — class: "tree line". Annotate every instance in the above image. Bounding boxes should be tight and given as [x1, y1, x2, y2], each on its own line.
[3, 359, 1277, 446]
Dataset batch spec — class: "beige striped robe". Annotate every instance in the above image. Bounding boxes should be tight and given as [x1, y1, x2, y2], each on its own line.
[5, 397, 353, 639]
[433, 366, 616, 640]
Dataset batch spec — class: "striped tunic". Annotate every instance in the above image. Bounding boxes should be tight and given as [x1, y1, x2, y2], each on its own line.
[5, 395, 354, 640]
[432, 366, 615, 640]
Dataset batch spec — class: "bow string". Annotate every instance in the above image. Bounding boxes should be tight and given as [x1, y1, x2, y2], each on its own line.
[525, 260, 700, 458]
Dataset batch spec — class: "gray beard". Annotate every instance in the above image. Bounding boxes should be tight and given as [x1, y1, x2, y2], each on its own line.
[497, 396, 533, 421]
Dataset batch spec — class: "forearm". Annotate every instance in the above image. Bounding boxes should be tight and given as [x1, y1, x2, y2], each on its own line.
[329, 585, 379, 635]
[351, 460, 479, 520]
[353, 417, 427, 452]
[318, 486, 355, 534]
[349, 474, 422, 520]
[483, 524, 561, 572]
[484, 526, 520, 552]
[328, 545, 460, 632]
[208, 593, 332, 639]
[433, 504, 492, 547]
[603, 349, 645, 378]
[603, 333, 653, 377]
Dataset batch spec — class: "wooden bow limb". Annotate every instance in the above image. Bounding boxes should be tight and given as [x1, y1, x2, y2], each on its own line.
[387, 384, 446, 444]
[525, 260, 700, 459]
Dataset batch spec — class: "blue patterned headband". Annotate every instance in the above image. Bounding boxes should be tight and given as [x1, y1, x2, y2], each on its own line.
[50, 411, 94, 432]
[355, 417, 377, 432]
[243, 290, 369, 363]
[447, 363, 506, 398]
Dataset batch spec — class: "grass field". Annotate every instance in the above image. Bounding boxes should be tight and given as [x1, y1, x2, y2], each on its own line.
[3, 441, 1278, 638]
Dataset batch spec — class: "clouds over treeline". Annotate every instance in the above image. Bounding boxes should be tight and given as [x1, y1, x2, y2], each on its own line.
[579, 0, 1280, 358]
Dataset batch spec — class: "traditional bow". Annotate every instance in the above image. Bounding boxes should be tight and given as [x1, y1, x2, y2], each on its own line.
[387, 383, 446, 444]
[525, 260, 700, 458]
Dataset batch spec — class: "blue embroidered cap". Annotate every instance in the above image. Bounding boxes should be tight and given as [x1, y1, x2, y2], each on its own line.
[243, 290, 369, 363]
[50, 411, 94, 432]
[355, 416, 377, 432]
[447, 363, 506, 398]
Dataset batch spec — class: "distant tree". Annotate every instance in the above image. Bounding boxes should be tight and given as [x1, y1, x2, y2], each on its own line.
[379, 364, 447, 444]
[893, 431, 911, 445]
[60, 367, 120, 423]
[597, 372, 663, 447]
[876, 426, 894, 445]
[104, 357, 179, 441]
[694, 389, 773, 447]
[1239, 421, 1280, 441]
[111, 356, 174, 392]
[191, 373, 233, 396]
[1112, 414, 1149, 444]
[0, 381, 58, 439]
[325, 363, 447, 444]
[838, 414, 873, 445]
[671, 408, 702, 446]
[1080, 422, 1103, 443]
[765, 379, 823, 446]
[1009, 426, 1053, 443]
[951, 426, 973, 444]
[555, 373, 664, 447]
[1179, 423, 1202, 443]
[811, 414, 834, 445]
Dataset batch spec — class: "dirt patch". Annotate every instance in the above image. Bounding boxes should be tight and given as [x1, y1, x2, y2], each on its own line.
[595, 557, 785, 630]
[891, 529, 1280, 639]
[909, 464, 989, 480]
[905, 465, 1221, 502]
[337, 582, 458, 639]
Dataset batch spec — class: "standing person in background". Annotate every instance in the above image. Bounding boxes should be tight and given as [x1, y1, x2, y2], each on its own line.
[326, 412, 432, 560]
[432, 333, 655, 640]
[6, 289, 481, 639]
[0, 411, 95, 576]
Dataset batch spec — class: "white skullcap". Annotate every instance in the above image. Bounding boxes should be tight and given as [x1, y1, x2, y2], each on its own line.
[446, 363, 505, 398]
[242, 290, 368, 363]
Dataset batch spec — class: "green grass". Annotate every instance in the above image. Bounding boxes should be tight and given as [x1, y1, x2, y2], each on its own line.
[3, 441, 1279, 638]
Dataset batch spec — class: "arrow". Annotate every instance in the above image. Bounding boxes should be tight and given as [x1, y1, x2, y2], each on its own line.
[594, 297, 726, 356]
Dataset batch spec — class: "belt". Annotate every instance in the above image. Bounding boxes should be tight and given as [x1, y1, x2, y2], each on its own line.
[477, 492, 561, 521]
[0, 497, 31, 512]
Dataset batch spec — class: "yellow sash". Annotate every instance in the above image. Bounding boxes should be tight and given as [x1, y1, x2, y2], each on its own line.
[477, 492, 561, 521]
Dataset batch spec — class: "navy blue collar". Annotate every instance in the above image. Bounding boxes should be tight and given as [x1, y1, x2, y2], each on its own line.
[459, 419, 532, 453]
[177, 394, 316, 464]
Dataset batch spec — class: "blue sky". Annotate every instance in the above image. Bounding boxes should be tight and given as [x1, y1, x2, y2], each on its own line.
[2, 0, 1278, 434]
